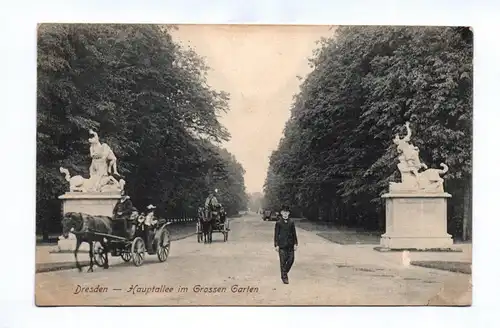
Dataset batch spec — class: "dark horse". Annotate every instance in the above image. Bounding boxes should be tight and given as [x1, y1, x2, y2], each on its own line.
[61, 212, 113, 272]
[198, 207, 215, 244]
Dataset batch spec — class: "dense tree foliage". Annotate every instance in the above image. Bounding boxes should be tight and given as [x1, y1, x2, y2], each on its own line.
[37, 24, 248, 236]
[264, 26, 472, 239]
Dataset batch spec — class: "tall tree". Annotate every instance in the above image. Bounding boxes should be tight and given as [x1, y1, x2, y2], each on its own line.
[37, 24, 246, 236]
[264, 26, 472, 237]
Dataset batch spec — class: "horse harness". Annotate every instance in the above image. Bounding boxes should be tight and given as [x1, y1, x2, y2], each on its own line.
[73, 212, 86, 234]
[73, 213, 101, 236]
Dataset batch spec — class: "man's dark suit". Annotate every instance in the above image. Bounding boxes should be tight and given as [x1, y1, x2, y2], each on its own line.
[112, 196, 137, 237]
[274, 218, 298, 282]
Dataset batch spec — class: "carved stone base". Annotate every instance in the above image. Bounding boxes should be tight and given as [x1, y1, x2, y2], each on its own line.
[56, 192, 121, 252]
[380, 192, 454, 250]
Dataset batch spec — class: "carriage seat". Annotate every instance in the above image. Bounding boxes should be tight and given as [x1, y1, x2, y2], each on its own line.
[111, 211, 139, 238]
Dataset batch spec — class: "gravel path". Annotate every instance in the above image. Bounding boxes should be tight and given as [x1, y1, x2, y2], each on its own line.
[35, 214, 471, 306]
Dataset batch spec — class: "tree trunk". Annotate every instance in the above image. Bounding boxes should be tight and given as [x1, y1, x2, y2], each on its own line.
[318, 205, 324, 221]
[42, 221, 49, 242]
[206, 168, 213, 187]
[462, 177, 472, 241]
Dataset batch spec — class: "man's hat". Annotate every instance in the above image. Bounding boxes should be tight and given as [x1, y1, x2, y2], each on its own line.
[280, 205, 290, 212]
[147, 204, 156, 210]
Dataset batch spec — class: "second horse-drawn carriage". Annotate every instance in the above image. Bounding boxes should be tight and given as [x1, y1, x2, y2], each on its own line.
[196, 204, 229, 243]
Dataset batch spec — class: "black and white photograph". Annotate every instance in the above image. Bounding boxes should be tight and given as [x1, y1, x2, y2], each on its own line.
[34, 24, 472, 306]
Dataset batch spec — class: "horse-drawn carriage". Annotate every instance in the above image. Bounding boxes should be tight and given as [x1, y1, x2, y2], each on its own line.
[92, 215, 172, 267]
[61, 209, 171, 272]
[196, 205, 229, 243]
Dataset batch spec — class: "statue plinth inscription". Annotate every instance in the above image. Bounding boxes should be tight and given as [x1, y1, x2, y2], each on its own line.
[380, 123, 454, 250]
[56, 130, 124, 252]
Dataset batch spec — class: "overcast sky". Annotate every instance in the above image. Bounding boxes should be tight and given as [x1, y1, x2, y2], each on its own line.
[171, 25, 334, 193]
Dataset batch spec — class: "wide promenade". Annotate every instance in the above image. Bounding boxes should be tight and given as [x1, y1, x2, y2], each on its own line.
[35, 213, 471, 306]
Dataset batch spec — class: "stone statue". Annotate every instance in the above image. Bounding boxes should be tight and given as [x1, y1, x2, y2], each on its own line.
[99, 175, 126, 192]
[89, 130, 119, 176]
[389, 122, 449, 193]
[59, 130, 125, 193]
[392, 122, 428, 175]
[59, 167, 93, 192]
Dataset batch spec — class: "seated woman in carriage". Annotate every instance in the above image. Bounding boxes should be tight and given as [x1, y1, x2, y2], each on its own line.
[137, 204, 158, 249]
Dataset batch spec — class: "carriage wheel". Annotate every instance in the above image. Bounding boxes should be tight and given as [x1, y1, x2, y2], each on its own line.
[131, 237, 146, 266]
[121, 252, 131, 262]
[157, 228, 171, 262]
[93, 241, 106, 267]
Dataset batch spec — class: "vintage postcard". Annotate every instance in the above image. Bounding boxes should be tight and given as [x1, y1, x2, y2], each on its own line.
[35, 24, 472, 306]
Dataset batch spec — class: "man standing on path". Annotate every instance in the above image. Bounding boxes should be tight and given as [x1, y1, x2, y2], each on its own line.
[274, 206, 298, 284]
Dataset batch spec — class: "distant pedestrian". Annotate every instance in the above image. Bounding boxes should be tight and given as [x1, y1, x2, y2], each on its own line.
[274, 206, 298, 284]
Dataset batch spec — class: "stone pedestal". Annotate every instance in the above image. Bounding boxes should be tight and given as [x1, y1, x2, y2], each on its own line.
[380, 193, 453, 250]
[56, 192, 121, 252]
